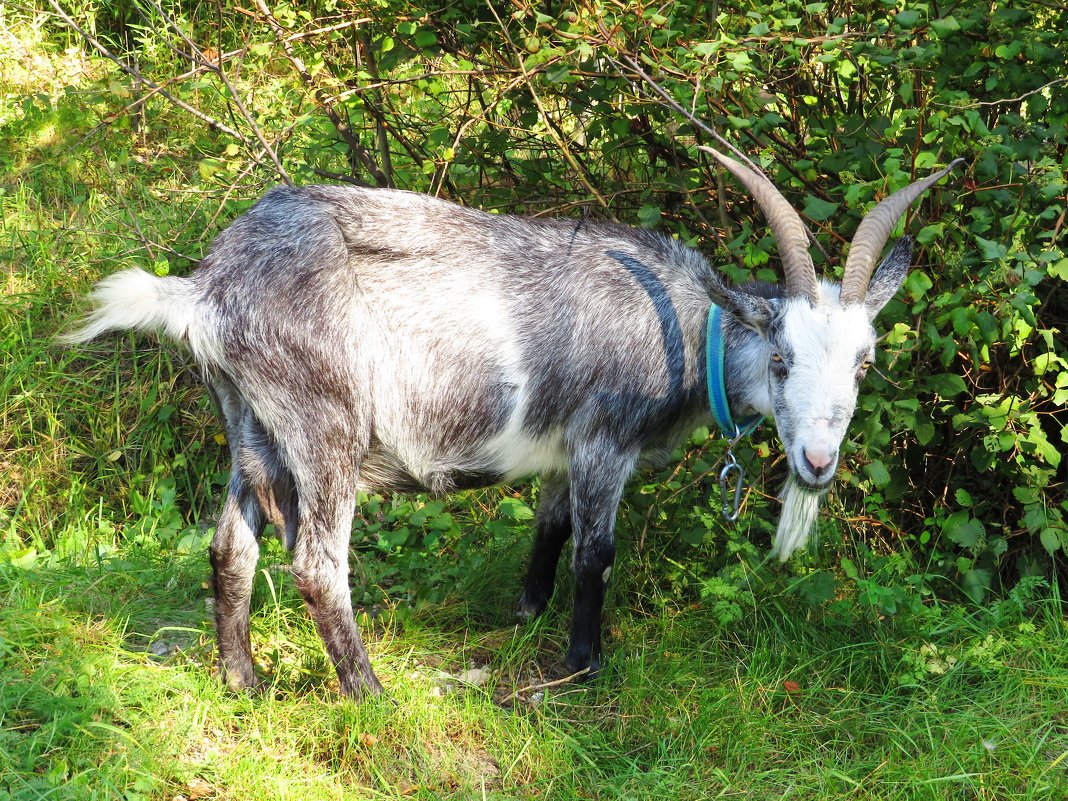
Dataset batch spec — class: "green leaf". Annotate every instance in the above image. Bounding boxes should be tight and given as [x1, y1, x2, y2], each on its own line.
[414, 30, 437, 48]
[864, 460, 891, 488]
[974, 235, 1007, 262]
[802, 195, 838, 221]
[794, 571, 837, 605]
[638, 204, 662, 228]
[942, 512, 984, 548]
[1039, 527, 1063, 555]
[926, 373, 968, 396]
[895, 10, 921, 28]
[498, 497, 534, 521]
[929, 16, 961, 37]
[905, 271, 933, 300]
[962, 569, 991, 604]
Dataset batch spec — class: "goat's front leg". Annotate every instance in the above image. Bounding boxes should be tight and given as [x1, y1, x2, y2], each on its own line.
[565, 441, 636, 676]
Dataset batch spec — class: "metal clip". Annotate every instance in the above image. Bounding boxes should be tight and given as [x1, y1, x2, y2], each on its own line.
[719, 450, 745, 522]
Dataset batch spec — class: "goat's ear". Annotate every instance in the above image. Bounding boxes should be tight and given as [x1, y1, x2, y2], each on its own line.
[864, 236, 913, 320]
[707, 281, 774, 335]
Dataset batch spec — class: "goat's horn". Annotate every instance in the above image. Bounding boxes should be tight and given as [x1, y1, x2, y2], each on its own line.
[699, 145, 819, 304]
[841, 158, 966, 305]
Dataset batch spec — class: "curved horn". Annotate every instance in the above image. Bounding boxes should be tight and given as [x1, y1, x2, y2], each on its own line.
[699, 145, 819, 304]
[841, 158, 966, 305]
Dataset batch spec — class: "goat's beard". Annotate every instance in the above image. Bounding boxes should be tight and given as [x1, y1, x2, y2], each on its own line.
[769, 474, 827, 561]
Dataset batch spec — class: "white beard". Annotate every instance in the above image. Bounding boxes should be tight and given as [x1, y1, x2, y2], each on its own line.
[769, 475, 826, 561]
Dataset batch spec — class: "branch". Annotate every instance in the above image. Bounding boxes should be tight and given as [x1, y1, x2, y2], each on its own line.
[610, 48, 832, 264]
[488, 3, 615, 217]
[46, 0, 246, 142]
[937, 76, 1068, 109]
[146, 0, 292, 186]
[253, 0, 388, 187]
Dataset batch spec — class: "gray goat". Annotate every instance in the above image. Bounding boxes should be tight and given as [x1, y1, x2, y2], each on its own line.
[66, 148, 961, 698]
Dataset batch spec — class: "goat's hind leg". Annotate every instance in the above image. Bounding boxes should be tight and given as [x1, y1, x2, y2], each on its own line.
[205, 381, 265, 691]
[207, 380, 297, 692]
[210, 476, 264, 691]
[280, 413, 383, 698]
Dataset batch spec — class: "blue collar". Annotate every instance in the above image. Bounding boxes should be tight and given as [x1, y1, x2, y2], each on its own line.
[706, 303, 763, 440]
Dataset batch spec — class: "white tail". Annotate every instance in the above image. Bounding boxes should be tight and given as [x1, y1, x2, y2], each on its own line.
[62, 269, 221, 367]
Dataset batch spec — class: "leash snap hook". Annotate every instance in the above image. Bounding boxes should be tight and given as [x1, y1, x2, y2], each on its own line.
[719, 449, 745, 523]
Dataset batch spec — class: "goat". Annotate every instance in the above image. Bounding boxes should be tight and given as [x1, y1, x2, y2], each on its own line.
[65, 148, 962, 698]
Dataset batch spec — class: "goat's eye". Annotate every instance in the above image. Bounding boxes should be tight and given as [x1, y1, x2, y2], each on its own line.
[770, 352, 789, 377]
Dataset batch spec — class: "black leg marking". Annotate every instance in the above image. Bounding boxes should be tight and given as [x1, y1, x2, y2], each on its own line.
[517, 476, 572, 619]
[564, 440, 635, 677]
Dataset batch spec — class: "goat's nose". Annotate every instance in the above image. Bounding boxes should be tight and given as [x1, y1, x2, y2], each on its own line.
[802, 447, 836, 479]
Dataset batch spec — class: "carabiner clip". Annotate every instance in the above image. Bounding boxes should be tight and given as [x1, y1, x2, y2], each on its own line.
[719, 451, 745, 522]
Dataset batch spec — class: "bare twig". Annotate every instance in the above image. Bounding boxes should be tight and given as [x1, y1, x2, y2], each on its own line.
[253, 0, 387, 186]
[500, 668, 591, 704]
[46, 0, 245, 141]
[934, 76, 1068, 108]
[146, 0, 292, 185]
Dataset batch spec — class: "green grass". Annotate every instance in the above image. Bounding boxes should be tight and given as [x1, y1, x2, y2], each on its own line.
[1, 543, 1066, 800]
[2, 10, 1067, 801]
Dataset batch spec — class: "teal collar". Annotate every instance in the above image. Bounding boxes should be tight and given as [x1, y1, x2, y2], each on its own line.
[706, 303, 763, 440]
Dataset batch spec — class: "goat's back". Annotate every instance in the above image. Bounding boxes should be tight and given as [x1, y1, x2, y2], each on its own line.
[189, 186, 717, 491]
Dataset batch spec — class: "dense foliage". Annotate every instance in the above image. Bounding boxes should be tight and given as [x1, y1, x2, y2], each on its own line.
[2, 0, 1065, 611]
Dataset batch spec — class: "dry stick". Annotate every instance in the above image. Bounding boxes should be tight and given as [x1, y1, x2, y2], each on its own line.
[500, 668, 591, 704]
[146, 0, 291, 186]
[46, 0, 245, 142]
[254, 0, 387, 187]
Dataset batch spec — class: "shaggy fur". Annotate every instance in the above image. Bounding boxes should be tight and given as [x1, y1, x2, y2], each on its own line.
[65, 186, 913, 697]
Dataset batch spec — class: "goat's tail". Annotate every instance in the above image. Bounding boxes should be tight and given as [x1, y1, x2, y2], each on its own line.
[61, 269, 222, 368]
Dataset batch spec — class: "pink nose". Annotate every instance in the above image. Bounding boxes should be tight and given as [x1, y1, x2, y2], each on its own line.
[803, 448, 835, 478]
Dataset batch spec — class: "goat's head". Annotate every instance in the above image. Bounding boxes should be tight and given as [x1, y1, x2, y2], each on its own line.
[700, 146, 963, 558]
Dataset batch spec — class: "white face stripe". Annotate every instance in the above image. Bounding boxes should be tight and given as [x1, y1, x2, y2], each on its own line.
[770, 292, 876, 487]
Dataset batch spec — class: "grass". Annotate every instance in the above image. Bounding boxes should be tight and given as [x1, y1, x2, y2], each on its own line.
[1, 9, 1067, 801]
[1, 542, 1066, 800]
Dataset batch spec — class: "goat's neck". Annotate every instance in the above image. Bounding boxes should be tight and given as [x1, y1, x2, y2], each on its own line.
[721, 317, 773, 421]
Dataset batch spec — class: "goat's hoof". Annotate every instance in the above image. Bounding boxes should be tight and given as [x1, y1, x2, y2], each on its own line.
[515, 591, 548, 621]
[219, 664, 261, 694]
[563, 653, 601, 682]
[339, 672, 386, 701]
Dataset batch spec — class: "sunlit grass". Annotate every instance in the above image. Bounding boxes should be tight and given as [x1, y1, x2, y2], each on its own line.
[2, 546, 1066, 800]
